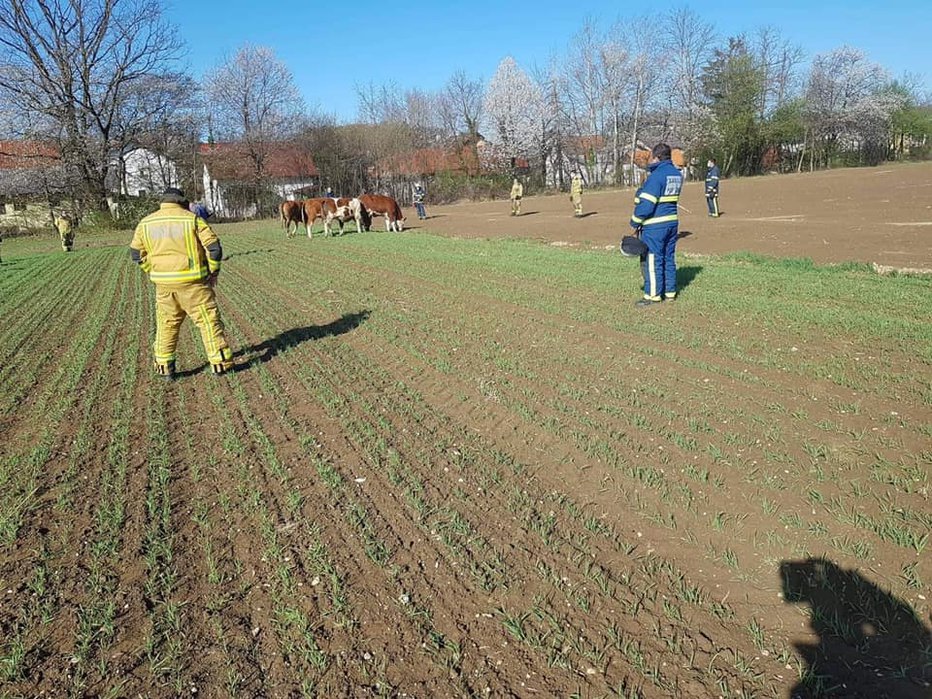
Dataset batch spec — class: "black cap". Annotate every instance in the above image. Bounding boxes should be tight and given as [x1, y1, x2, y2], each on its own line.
[161, 187, 187, 204]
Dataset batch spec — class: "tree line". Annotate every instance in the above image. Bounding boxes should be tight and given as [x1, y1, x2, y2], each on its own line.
[1, 1, 929, 220]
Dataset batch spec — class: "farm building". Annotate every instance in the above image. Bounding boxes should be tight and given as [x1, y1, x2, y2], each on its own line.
[0, 140, 70, 229]
[199, 142, 318, 219]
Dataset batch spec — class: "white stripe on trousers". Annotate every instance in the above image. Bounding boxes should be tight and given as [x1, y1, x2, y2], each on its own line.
[647, 253, 657, 298]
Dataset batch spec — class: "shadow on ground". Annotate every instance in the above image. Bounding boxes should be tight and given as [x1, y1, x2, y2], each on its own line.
[677, 264, 702, 292]
[177, 310, 371, 378]
[780, 557, 931, 698]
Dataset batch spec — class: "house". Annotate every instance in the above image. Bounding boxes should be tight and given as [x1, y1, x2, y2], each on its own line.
[198, 142, 318, 219]
[377, 144, 482, 179]
[0, 140, 66, 228]
[116, 147, 179, 197]
[1, 140, 181, 227]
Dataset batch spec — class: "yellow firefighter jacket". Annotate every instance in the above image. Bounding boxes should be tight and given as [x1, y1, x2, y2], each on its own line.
[571, 176, 583, 196]
[510, 181, 523, 199]
[130, 203, 222, 284]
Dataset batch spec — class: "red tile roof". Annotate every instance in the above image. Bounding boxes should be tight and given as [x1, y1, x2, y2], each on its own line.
[380, 145, 481, 177]
[199, 142, 318, 180]
[0, 140, 60, 170]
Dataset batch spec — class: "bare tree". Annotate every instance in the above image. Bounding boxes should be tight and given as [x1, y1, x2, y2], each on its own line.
[205, 44, 304, 215]
[0, 0, 181, 211]
[662, 7, 716, 157]
[438, 70, 484, 139]
[752, 27, 804, 119]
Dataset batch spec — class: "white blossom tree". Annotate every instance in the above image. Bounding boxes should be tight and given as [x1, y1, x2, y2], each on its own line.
[804, 47, 899, 166]
[483, 57, 544, 169]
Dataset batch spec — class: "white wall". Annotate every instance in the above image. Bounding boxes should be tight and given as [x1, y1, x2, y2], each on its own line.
[121, 149, 178, 196]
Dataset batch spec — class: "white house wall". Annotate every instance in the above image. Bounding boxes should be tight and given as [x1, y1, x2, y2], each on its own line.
[121, 149, 178, 196]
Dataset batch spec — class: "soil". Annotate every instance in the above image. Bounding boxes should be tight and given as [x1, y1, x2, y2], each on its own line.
[1, 167, 930, 698]
[413, 161, 932, 270]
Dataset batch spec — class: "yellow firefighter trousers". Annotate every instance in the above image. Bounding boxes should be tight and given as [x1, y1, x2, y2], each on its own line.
[571, 192, 583, 215]
[153, 282, 232, 369]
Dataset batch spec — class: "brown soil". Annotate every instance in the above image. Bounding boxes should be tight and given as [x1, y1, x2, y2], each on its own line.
[1, 183, 930, 698]
[414, 161, 932, 269]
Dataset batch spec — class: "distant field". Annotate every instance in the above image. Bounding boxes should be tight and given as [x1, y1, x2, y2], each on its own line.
[418, 160, 932, 270]
[0, 222, 930, 698]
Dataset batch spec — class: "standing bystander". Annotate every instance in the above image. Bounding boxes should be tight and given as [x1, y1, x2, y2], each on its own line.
[130, 188, 234, 379]
[705, 158, 721, 217]
[629, 143, 683, 307]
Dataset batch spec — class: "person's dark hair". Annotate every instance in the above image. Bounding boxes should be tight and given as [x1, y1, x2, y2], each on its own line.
[651, 143, 672, 161]
[161, 187, 187, 205]
[708, 157, 716, 164]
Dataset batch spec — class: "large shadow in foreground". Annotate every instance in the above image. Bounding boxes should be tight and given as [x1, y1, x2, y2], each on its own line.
[178, 310, 370, 377]
[780, 557, 931, 698]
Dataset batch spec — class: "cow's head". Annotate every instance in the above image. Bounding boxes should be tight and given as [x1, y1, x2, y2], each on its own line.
[395, 217, 405, 232]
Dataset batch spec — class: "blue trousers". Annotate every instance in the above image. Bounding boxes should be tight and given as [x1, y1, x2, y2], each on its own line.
[706, 192, 719, 216]
[640, 224, 678, 300]
[414, 203, 426, 219]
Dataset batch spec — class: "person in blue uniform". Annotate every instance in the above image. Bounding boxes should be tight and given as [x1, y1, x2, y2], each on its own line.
[629, 143, 683, 307]
[412, 182, 428, 220]
[705, 158, 720, 217]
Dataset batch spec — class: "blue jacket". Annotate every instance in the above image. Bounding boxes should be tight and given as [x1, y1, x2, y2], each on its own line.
[630, 159, 682, 230]
[706, 165, 720, 194]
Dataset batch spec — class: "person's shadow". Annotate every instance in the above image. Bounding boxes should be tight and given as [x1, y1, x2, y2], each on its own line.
[676, 264, 702, 292]
[177, 310, 370, 377]
[780, 558, 931, 698]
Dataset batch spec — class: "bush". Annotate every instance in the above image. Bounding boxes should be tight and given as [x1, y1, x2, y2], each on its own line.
[427, 172, 514, 204]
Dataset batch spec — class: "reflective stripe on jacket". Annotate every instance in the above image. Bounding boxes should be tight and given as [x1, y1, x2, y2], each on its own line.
[630, 159, 682, 229]
[130, 203, 221, 284]
[706, 165, 720, 193]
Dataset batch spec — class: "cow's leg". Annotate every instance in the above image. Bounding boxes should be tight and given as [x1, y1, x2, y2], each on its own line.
[384, 214, 390, 232]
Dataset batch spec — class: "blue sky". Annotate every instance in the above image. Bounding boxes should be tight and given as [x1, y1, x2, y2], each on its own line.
[174, 0, 930, 121]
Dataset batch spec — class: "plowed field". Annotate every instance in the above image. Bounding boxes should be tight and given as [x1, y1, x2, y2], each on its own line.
[418, 161, 932, 270]
[1, 173, 931, 698]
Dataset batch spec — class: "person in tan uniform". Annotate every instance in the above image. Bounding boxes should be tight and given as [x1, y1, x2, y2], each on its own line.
[55, 214, 75, 251]
[510, 178, 524, 216]
[130, 187, 233, 379]
[570, 172, 584, 217]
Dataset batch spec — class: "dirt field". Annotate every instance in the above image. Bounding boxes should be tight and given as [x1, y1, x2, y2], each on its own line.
[416, 161, 932, 269]
[0, 170, 930, 698]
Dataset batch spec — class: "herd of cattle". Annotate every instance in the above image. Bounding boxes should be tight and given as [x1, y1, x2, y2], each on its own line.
[279, 194, 405, 238]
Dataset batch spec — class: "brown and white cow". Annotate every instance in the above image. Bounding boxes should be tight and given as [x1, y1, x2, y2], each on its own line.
[280, 199, 305, 238]
[358, 194, 405, 232]
[321, 197, 357, 236]
[301, 198, 328, 238]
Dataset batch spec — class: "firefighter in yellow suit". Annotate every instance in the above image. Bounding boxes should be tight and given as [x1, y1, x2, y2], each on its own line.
[130, 188, 233, 379]
[55, 214, 75, 251]
[570, 172, 584, 217]
[510, 178, 523, 216]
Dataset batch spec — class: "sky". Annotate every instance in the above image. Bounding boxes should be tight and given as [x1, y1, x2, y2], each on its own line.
[174, 0, 931, 121]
